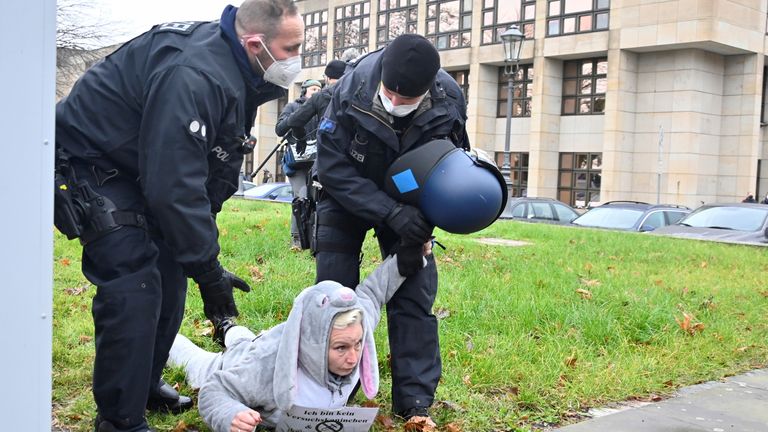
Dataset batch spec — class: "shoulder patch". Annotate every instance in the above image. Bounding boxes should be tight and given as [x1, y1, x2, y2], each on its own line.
[318, 117, 337, 134]
[155, 21, 204, 34]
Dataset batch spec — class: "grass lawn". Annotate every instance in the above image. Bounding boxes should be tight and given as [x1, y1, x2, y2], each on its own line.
[52, 199, 768, 431]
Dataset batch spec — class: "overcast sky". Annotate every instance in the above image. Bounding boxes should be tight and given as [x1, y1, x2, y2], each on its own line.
[76, 0, 235, 46]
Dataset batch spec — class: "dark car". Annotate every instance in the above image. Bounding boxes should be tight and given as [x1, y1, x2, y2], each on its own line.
[499, 197, 580, 224]
[571, 201, 690, 232]
[652, 203, 768, 246]
[242, 182, 293, 203]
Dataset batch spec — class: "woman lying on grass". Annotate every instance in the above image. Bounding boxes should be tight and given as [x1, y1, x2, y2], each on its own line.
[168, 246, 430, 432]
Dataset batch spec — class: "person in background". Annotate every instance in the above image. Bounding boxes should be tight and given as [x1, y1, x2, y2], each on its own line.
[53, 1, 303, 430]
[743, 193, 757, 203]
[313, 34, 470, 427]
[281, 60, 347, 150]
[275, 78, 322, 248]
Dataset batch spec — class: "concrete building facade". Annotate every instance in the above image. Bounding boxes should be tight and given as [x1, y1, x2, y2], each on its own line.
[246, 0, 768, 209]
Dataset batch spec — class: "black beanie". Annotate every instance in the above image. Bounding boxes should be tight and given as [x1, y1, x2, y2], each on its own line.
[324, 60, 347, 79]
[381, 34, 440, 97]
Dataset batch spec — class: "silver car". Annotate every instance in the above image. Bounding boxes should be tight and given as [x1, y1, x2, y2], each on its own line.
[653, 203, 768, 246]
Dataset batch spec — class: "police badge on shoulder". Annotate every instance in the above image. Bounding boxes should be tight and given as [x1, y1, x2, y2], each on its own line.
[155, 21, 204, 34]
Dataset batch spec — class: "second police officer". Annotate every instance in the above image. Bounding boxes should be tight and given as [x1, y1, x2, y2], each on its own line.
[314, 34, 470, 426]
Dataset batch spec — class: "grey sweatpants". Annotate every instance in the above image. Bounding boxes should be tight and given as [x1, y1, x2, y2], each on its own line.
[167, 326, 256, 389]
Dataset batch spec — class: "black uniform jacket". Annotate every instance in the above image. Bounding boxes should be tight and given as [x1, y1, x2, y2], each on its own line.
[56, 20, 285, 273]
[281, 84, 333, 141]
[316, 50, 470, 225]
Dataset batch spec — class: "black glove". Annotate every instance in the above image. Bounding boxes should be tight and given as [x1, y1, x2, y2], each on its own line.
[193, 264, 251, 321]
[395, 240, 425, 277]
[385, 204, 434, 244]
[296, 137, 307, 156]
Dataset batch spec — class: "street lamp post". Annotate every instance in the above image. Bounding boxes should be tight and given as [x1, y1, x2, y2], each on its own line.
[499, 25, 524, 183]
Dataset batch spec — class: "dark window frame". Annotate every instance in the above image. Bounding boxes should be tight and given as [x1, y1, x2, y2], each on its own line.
[561, 57, 607, 115]
[494, 151, 529, 198]
[376, 0, 419, 49]
[546, 0, 610, 37]
[557, 152, 602, 207]
[333, 1, 371, 60]
[498, 64, 533, 118]
[425, 0, 473, 50]
[301, 9, 329, 68]
[480, 0, 536, 45]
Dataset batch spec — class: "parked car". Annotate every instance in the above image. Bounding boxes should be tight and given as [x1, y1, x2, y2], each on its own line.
[242, 182, 293, 202]
[652, 203, 768, 246]
[571, 201, 690, 232]
[499, 197, 580, 225]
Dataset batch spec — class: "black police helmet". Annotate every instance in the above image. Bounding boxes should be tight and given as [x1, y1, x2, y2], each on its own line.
[384, 139, 508, 234]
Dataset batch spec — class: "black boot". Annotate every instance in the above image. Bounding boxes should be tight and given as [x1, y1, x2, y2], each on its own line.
[94, 415, 156, 432]
[145, 379, 193, 414]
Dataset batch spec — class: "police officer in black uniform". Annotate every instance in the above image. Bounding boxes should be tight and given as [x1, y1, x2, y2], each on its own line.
[275, 78, 322, 248]
[54, 1, 303, 431]
[314, 34, 469, 425]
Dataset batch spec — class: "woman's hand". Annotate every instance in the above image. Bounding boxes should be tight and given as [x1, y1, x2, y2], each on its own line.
[230, 409, 261, 432]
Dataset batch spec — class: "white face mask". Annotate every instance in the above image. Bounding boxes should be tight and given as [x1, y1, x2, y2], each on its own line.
[378, 87, 424, 117]
[251, 38, 301, 89]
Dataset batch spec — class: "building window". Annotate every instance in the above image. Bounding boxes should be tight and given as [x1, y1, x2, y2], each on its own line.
[333, 1, 370, 60]
[447, 69, 469, 104]
[376, 0, 418, 49]
[495, 152, 529, 197]
[562, 57, 606, 115]
[498, 65, 533, 118]
[558, 152, 602, 207]
[547, 0, 610, 37]
[426, 0, 472, 50]
[481, 0, 535, 44]
[302, 10, 328, 68]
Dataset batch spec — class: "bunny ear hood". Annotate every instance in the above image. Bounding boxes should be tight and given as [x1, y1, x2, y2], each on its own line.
[273, 281, 380, 411]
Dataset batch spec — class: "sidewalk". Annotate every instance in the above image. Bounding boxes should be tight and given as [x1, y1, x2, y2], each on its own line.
[554, 368, 768, 432]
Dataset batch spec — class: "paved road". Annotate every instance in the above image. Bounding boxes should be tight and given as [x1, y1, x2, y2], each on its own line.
[555, 369, 768, 432]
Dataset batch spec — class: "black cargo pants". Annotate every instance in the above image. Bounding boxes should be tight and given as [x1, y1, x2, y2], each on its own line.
[72, 162, 187, 430]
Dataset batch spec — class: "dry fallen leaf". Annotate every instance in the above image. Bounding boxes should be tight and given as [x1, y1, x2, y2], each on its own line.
[575, 288, 592, 300]
[444, 422, 462, 432]
[435, 307, 451, 320]
[653, 279, 664, 286]
[78, 335, 93, 344]
[564, 353, 578, 368]
[65, 285, 88, 296]
[462, 374, 472, 386]
[59, 258, 71, 267]
[375, 414, 395, 430]
[171, 420, 188, 432]
[198, 327, 214, 337]
[676, 312, 705, 335]
[248, 265, 264, 281]
[583, 262, 593, 271]
[404, 416, 436, 432]
[700, 261, 708, 268]
[580, 278, 600, 287]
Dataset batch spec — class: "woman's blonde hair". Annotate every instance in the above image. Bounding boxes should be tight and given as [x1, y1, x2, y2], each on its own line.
[332, 309, 363, 329]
